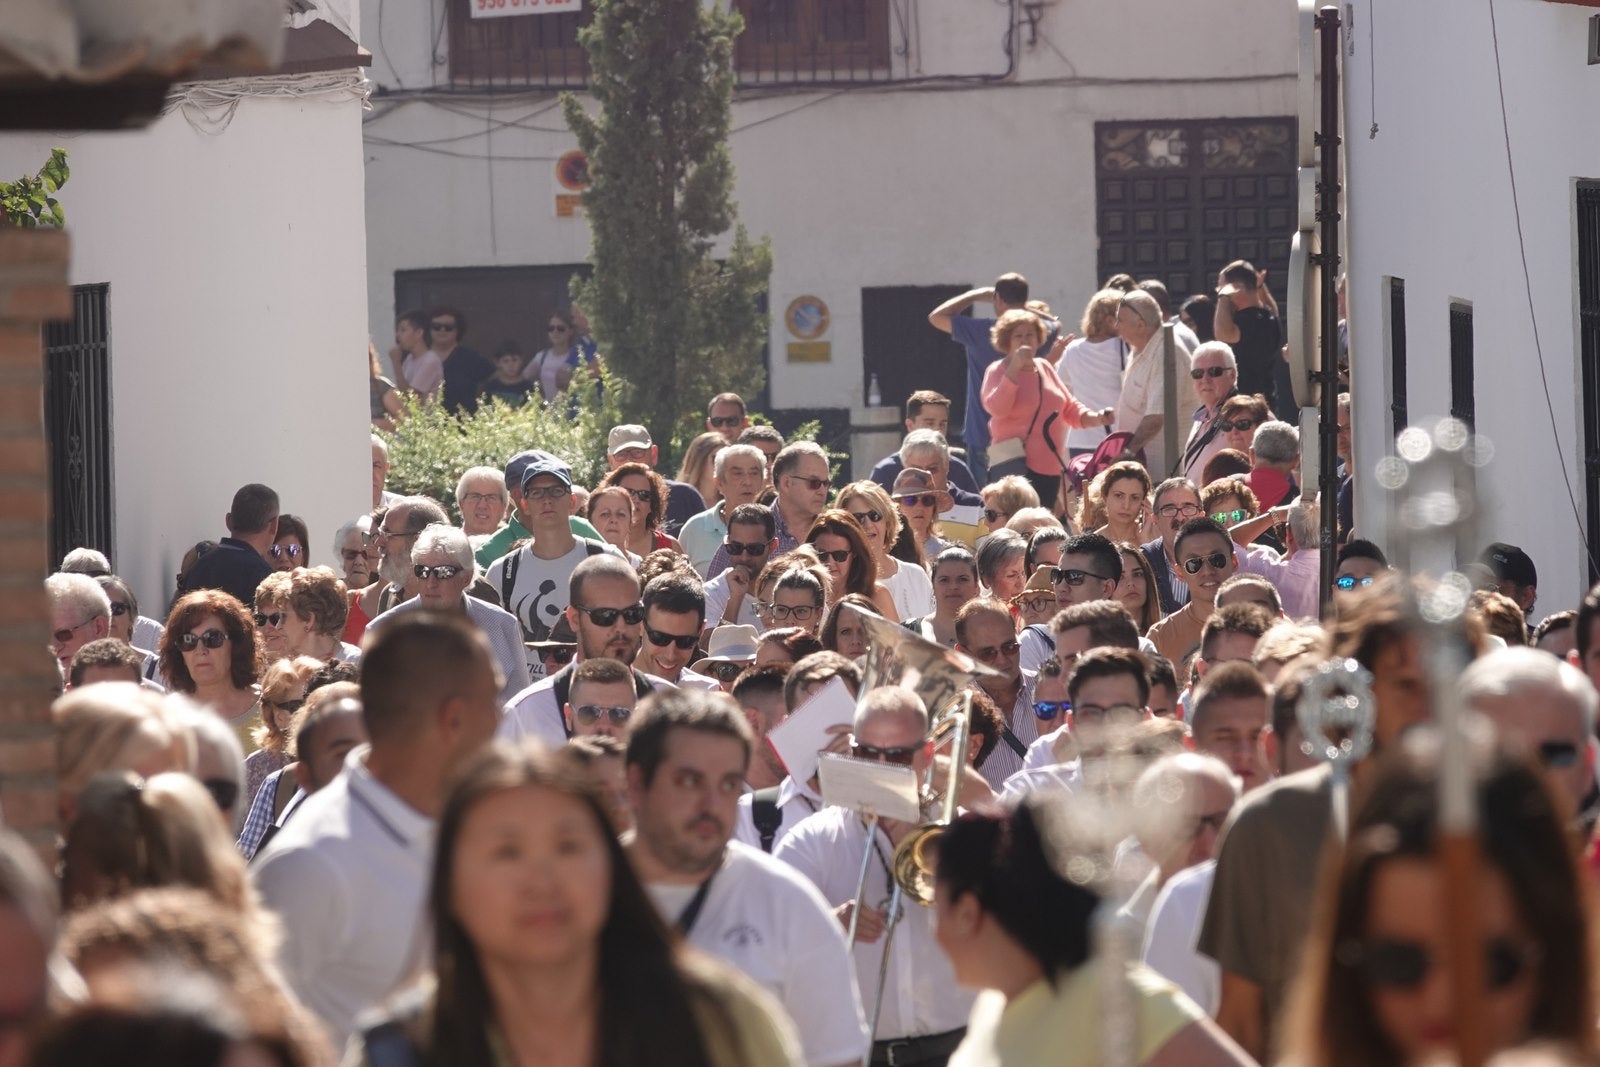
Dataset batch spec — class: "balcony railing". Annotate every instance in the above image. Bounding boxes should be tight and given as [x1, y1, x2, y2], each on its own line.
[446, 0, 901, 92]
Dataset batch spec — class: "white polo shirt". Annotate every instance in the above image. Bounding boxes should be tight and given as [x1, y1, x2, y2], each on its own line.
[252, 746, 433, 1048]
[703, 570, 763, 631]
[732, 776, 823, 853]
[499, 667, 677, 747]
[646, 841, 868, 1067]
[775, 807, 975, 1042]
[1141, 860, 1220, 1015]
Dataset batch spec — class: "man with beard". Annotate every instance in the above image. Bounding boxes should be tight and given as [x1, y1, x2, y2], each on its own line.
[366, 496, 450, 616]
[498, 554, 665, 746]
[626, 688, 868, 1067]
[702, 503, 777, 638]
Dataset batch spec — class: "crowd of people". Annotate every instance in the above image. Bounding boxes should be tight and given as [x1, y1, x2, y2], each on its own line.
[7, 264, 1599, 1067]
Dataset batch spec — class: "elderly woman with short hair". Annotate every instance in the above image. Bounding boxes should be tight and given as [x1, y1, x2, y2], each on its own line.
[455, 465, 509, 541]
[332, 515, 375, 592]
[254, 567, 359, 666]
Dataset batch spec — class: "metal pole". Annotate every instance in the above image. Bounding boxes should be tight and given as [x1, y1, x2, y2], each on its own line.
[860, 882, 904, 1067]
[1315, 6, 1343, 615]
[845, 813, 879, 948]
[1161, 323, 1179, 477]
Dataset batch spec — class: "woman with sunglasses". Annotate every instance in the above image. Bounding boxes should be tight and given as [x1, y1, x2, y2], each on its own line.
[905, 547, 981, 648]
[890, 467, 954, 564]
[349, 742, 801, 1067]
[805, 509, 898, 621]
[158, 591, 265, 753]
[95, 573, 164, 655]
[837, 481, 933, 621]
[1282, 733, 1596, 1067]
[242, 655, 322, 813]
[1214, 394, 1270, 457]
[268, 514, 310, 573]
[254, 567, 360, 667]
[599, 462, 684, 559]
[521, 306, 603, 402]
[936, 801, 1252, 1067]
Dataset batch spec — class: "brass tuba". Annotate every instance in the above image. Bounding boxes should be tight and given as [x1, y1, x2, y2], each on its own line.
[889, 688, 973, 906]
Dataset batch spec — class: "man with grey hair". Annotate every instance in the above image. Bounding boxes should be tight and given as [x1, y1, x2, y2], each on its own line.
[1460, 646, 1598, 828]
[1180, 341, 1240, 483]
[59, 547, 110, 576]
[1125, 751, 1241, 929]
[1231, 497, 1322, 621]
[372, 434, 400, 509]
[369, 495, 450, 615]
[899, 429, 983, 509]
[705, 440, 831, 579]
[1248, 420, 1300, 511]
[1114, 289, 1198, 477]
[367, 523, 530, 705]
[46, 572, 112, 681]
[678, 443, 768, 575]
[454, 465, 509, 542]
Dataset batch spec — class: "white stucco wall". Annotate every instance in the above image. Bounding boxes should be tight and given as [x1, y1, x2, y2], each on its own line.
[361, 0, 1297, 407]
[0, 82, 370, 616]
[1343, 0, 1600, 612]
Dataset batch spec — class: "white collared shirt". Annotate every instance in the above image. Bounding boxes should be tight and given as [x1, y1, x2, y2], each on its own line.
[365, 594, 532, 706]
[733, 775, 823, 852]
[1142, 860, 1220, 1015]
[499, 666, 678, 747]
[775, 807, 976, 1041]
[645, 841, 868, 1067]
[252, 746, 434, 1048]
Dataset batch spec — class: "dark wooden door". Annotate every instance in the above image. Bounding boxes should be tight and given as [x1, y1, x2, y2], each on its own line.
[1095, 119, 1296, 312]
[861, 284, 971, 443]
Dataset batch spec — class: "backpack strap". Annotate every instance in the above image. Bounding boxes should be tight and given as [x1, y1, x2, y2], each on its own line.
[999, 725, 1028, 758]
[499, 549, 522, 628]
[1025, 624, 1055, 652]
[751, 786, 783, 853]
[550, 663, 577, 739]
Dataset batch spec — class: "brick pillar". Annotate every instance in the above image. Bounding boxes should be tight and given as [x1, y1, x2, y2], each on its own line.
[0, 229, 70, 863]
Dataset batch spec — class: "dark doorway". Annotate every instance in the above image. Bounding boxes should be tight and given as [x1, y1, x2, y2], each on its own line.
[1578, 182, 1600, 580]
[44, 283, 114, 569]
[1448, 301, 1474, 432]
[394, 264, 591, 371]
[861, 284, 972, 444]
[1095, 119, 1296, 312]
[1386, 277, 1408, 440]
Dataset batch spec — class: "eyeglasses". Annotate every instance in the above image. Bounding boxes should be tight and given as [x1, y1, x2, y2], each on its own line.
[896, 494, 938, 508]
[375, 527, 417, 542]
[1072, 703, 1142, 725]
[108, 601, 131, 617]
[1181, 552, 1232, 574]
[725, 540, 769, 557]
[573, 603, 646, 627]
[969, 638, 1020, 663]
[645, 627, 698, 651]
[850, 738, 922, 766]
[1014, 594, 1056, 613]
[1335, 574, 1376, 590]
[1033, 699, 1071, 720]
[1052, 567, 1111, 586]
[524, 485, 571, 502]
[548, 324, 571, 334]
[1538, 740, 1583, 769]
[814, 549, 851, 564]
[709, 415, 742, 428]
[414, 564, 465, 581]
[759, 603, 817, 623]
[268, 543, 303, 561]
[540, 646, 576, 666]
[1156, 502, 1202, 519]
[266, 697, 306, 714]
[573, 705, 633, 727]
[459, 491, 503, 507]
[1190, 365, 1232, 380]
[848, 509, 883, 526]
[1217, 419, 1259, 433]
[706, 661, 746, 682]
[177, 628, 228, 652]
[1342, 936, 1532, 992]
[253, 611, 287, 629]
[51, 617, 97, 644]
[982, 508, 1003, 525]
[784, 474, 830, 492]
[1210, 509, 1249, 525]
[202, 777, 240, 811]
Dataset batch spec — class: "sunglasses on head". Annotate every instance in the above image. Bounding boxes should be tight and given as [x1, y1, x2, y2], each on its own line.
[848, 509, 883, 526]
[1217, 419, 1258, 433]
[706, 661, 746, 682]
[896, 494, 938, 508]
[1335, 574, 1376, 590]
[850, 738, 922, 766]
[266, 697, 306, 714]
[177, 628, 227, 652]
[645, 627, 698, 651]
[708, 415, 742, 428]
[573, 705, 632, 726]
[1033, 699, 1071, 720]
[1052, 567, 1110, 586]
[574, 603, 646, 627]
[541, 646, 576, 666]
[814, 549, 851, 563]
[269, 543, 303, 560]
[1190, 365, 1232, 380]
[725, 540, 768, 557]
[414, 563, 465, 581]
[253, 611, 287, 629]
[1341, 936, 1533, 992]
[1181, 552, 1232, 574]
[1210, 509, 1249, 525]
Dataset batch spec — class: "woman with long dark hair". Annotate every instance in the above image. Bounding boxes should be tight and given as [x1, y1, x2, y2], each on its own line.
[351, 742, 800, 1066]
[805, 509, 898, 621]
[600, 462, 683, 558]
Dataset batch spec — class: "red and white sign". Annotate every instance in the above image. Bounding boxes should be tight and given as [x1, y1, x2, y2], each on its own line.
[471, 0, 580, 19]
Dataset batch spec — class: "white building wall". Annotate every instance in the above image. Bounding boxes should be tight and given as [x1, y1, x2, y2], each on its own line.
[362, 0, 1297, 406]
[0, 84, 370, 616]
[1343, 0, 1600, 612]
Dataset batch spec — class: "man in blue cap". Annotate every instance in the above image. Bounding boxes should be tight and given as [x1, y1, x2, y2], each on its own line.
[474, 448, 605, 570]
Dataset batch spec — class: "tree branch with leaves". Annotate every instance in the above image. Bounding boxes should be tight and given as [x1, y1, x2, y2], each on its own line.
[0, 149, 69, 228]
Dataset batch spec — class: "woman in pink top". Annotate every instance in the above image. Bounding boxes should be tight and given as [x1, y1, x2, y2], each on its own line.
[981, 309, 1114, 509]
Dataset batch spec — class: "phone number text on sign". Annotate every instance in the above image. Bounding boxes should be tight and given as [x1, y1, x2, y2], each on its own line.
[472, 0, 581, 18]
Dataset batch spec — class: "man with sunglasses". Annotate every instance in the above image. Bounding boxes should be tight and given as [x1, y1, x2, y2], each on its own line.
[634, 571, 718, 690]
[1140, 478, 1202, 615]
[1179, 342, 1239, 484]
[500, 554, 667, 747]
[705, 442, 824, 579]
[706, 391, 751, 443]
[1007, 646, 1151, 799]
[702, 503, 777, 638]
[561, 656, 640, 740]
[46, 573, 113, 682]
[606, 423, 705, 536]
[1147, 517, 1238, 668]
[179, 483, 278, 609]
[472, 450, 608, 571]
[953, 598, 1039, 789]
[1018, 603, 1143, 773]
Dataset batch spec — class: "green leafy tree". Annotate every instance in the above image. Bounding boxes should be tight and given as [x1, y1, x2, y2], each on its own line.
[562, 0, 772, 458]
[0, 149, 68, 228]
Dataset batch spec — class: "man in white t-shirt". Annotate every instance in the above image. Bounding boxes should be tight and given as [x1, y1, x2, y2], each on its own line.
[625, 687, 868, 1067]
